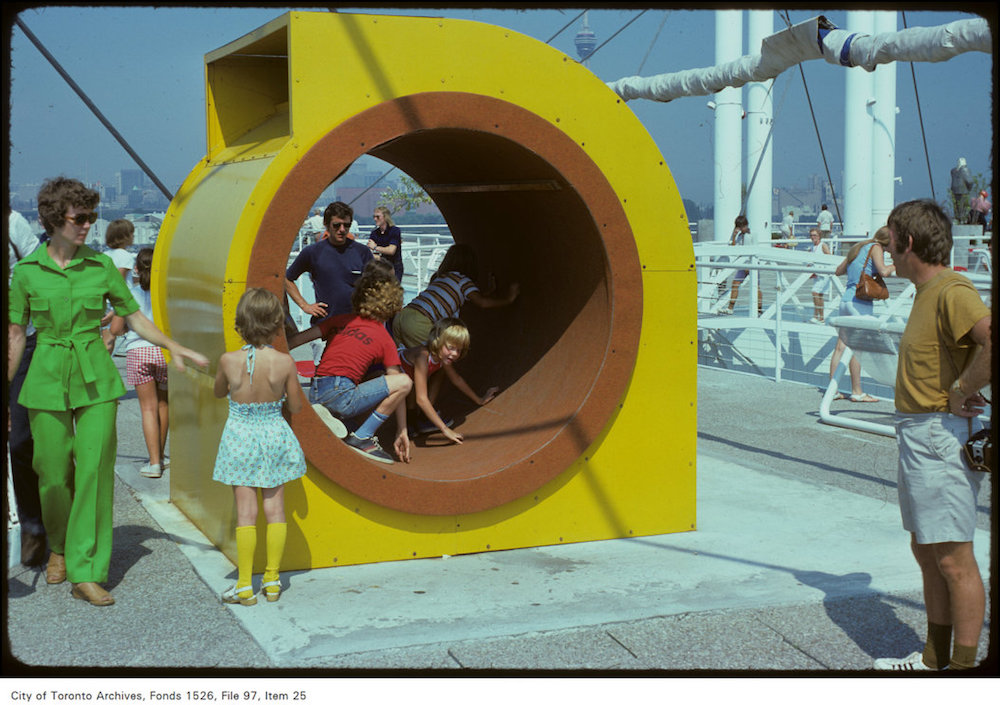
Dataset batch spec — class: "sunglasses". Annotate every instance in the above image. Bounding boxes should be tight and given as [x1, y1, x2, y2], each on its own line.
[328, 221, 350, 231]
[65, 212, 98, 226]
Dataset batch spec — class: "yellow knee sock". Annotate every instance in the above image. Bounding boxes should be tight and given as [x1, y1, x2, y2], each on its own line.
[235, 525, 256, 593]
[263, 522, 287, 594]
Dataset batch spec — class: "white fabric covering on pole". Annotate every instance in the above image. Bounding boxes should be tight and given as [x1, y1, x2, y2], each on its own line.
[843, 12, 875, 240]
[746, 10, 774, 244]
[871, 11, 898, 231]
[606, 16, 990, 103]
[714, 10, 743, 242]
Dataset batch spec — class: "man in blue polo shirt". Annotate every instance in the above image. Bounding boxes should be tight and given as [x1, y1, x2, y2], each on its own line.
[285, 201, 373, 325]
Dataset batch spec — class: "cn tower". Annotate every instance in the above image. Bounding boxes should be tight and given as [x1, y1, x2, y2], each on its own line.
[574, 12, 596, 64]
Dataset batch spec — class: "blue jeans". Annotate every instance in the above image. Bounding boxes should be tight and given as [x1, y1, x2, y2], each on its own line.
[309, 375, 389, 420]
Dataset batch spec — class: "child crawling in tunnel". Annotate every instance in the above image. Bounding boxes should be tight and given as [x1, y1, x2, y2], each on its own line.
[287, 264, 411, 464]
[392, 317, 499, 463]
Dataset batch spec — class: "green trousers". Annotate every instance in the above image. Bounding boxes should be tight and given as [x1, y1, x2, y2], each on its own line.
[29, 401, 118, 583]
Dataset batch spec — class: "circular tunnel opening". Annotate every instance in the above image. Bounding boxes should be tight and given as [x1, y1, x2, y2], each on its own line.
[251, 92, 641, 515]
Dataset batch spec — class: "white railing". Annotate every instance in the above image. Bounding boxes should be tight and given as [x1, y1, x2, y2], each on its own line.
[400, 227, 455, 294]
[695, 241, 992, 435]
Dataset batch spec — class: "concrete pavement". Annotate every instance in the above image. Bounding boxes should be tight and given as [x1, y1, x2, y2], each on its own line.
[4, 363, 995, 673]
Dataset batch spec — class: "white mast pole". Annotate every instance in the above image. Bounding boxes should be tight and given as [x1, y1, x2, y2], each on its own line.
[713, 9, 743, 242]
[843, 10, 875, 240]
[746, 10, 774, 244]
[871, 10, 898, 231]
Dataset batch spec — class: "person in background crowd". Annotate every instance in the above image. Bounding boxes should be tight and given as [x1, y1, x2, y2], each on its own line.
[367, 206, 404, 283]
[7, 209, 46, 567]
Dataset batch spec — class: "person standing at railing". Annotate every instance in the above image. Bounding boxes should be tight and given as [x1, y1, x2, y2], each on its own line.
[949, 157, 974, 223]
[781, 209, 795, 242]
[968, 190, 990, 229]
[873, 199, 991, 672]
[817, 204, 834, 241]
[367, 206, 404, 283]
[828, 227, 895, 403]
[808, 228, 832, 324]
[722, 215, 762, 316]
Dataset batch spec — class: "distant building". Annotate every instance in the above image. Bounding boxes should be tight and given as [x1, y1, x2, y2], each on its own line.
[129, 213, 164, 246]
[117, 169, 145, 194]
[335, 186, 387, 223]
[772, 174, 837, 223]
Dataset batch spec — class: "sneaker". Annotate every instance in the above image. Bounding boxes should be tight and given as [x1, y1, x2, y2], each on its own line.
[344, 433, 394, 464]
[312, 403, 348, 439]
[873, 652, 938, 671]
[139, 462, 162, 478]
[409, 412, 455, 437]
[719, 308, 733, 315]
[809, 316, 822, 324]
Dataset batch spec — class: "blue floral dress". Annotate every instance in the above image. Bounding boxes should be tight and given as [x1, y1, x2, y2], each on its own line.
[212, 346, 306, 488]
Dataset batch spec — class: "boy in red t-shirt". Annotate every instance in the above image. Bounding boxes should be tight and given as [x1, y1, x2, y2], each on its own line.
[288, 273, 411, 463]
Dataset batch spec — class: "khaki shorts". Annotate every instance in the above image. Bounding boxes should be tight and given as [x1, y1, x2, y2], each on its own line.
[895, 412, 984, 544]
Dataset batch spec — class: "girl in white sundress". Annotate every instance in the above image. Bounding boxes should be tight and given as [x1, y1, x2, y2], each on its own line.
[213, 288, 306, 606]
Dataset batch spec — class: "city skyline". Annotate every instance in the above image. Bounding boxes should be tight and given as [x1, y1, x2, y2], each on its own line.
[6, 6, 994, 214]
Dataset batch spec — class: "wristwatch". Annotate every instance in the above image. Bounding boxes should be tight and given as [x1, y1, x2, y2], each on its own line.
[950, 378, 965, 396]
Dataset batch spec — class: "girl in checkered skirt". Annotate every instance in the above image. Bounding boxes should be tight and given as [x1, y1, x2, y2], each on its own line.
[119, 248, 170, 478]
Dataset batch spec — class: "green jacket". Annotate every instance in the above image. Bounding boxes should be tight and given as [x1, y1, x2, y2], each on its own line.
[9, 243, 139, 410]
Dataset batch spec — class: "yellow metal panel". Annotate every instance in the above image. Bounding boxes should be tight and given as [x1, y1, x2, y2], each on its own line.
[161, 11, 697, 570]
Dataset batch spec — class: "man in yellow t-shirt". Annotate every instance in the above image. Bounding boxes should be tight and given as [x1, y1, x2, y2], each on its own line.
[873, 200, 991, 672]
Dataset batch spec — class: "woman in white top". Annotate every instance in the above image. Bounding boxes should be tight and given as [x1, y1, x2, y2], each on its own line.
[105, 218, 136, 277]
[808, 228, 832, 323]
[102, 219, 136, 352]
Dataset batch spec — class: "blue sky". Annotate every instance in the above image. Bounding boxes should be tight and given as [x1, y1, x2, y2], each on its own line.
[6, 5, 993, 209]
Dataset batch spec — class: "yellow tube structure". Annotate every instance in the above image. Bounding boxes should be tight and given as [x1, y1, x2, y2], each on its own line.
[158, 11, 696, 569]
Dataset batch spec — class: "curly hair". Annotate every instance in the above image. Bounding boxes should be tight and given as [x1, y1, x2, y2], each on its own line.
[887, 199, 952, 266]
[235, 288, 285, 347]
[352, 278, 403, 321]
[427, 317, 470, 360]
[37, 177, 99, 235]
[105, 219, 135, 249]
[362, 257, 396, 283]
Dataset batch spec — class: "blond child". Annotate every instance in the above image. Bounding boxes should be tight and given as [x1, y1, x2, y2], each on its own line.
[213, 288, 306, 605]
[393, 317, 498, 463]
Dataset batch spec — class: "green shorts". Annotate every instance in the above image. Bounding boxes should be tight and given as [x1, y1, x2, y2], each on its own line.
[392, 306, 435, 348]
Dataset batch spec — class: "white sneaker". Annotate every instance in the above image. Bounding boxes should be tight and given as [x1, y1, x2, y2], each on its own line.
[139, 462, 162, 479]
[311, 404, 348, 439]
[873, 651, 938, 671]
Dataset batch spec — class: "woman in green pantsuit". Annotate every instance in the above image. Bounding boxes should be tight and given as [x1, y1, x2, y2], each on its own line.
[7, 177, 209, 606]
